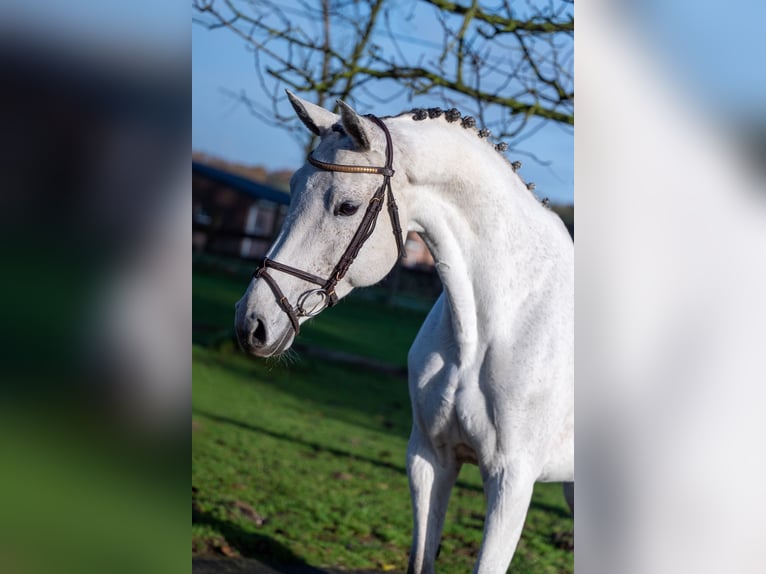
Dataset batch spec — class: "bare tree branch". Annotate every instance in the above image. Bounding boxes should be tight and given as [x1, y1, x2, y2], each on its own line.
[193, 0, 574, 161]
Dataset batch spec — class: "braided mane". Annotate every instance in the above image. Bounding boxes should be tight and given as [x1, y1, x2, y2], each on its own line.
[392, 107, 546, 204]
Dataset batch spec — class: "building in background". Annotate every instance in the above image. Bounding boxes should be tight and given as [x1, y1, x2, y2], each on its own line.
[192, 160, 289, 260]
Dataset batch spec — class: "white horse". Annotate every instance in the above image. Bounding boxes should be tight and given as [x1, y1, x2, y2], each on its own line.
[234, 92, 573, 574]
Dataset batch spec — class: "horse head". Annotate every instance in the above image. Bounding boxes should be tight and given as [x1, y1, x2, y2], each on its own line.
[235, 92, 408, 357]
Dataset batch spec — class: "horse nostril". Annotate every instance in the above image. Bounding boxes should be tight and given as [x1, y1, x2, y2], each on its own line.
[250, 318, 267, 347]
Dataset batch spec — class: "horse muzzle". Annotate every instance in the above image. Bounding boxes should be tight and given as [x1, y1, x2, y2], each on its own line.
[234, 300, 295, 357]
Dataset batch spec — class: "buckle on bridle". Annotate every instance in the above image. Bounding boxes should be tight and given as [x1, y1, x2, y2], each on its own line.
[296, 288, 330, 318]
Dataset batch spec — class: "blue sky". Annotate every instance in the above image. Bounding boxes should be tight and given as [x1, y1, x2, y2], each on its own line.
[192, 7, 574, 204]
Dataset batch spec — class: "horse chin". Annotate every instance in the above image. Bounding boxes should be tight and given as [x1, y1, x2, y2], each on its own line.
[260, 327, 295, 358]
[271, 329, 295, 357]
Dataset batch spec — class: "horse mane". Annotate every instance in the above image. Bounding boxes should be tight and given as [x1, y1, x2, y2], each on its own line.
[385, 107, 547, 206]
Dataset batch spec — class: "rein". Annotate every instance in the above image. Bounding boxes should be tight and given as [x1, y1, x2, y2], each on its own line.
[253, 114, 406, 335]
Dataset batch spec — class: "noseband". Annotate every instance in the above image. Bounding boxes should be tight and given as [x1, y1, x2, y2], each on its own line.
[253, 114, 406, 335]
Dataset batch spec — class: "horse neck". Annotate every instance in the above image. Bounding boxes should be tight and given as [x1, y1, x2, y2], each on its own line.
[391, 119, 563, 357]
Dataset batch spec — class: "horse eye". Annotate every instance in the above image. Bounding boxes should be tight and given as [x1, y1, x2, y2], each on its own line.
[335, 202, 359, 216]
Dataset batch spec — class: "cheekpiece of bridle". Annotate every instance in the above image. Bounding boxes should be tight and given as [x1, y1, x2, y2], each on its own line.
[252, 114, 406, 335]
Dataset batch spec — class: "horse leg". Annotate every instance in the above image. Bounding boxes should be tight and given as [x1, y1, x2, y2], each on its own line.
[406, 429, 459, 574]
[473, 468, 535, 574]
[563, 481, 574, 514]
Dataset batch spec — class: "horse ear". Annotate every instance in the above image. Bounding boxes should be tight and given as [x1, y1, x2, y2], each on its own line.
[286, 90, 337, 136]
[337, 99, 370, 151]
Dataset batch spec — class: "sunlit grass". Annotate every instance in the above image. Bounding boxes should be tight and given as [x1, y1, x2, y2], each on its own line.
[192, 267, 573, 572]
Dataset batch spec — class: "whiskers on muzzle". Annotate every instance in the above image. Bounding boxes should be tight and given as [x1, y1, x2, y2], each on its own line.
[268, 346, 301, 367]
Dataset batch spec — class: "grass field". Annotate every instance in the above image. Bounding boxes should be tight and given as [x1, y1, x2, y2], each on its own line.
[192, 264, 573, 573]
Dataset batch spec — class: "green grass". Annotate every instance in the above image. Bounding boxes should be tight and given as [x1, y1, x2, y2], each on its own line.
[192, 265, 573, 572]
[193, 265, 428, 366]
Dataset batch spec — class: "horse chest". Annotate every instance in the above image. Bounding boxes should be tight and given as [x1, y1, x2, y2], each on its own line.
[410, 354, 497, 466]
[409, 296, 508, 466]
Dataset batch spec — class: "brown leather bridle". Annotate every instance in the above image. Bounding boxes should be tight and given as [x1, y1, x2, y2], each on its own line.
[252, 114, 406, 335]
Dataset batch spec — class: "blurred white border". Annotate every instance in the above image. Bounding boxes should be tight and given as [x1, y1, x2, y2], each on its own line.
[576, 2, 766, 573]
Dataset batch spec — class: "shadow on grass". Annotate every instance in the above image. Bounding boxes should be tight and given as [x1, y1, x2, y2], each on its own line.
[193, 409, 483, 494]
[194, 409, 409, 476]
[192, 507, 332, 574]
[194, 345, 415, 442]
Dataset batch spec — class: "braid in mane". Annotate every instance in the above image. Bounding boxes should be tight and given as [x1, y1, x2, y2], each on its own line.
[403, 107, 539, 199]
